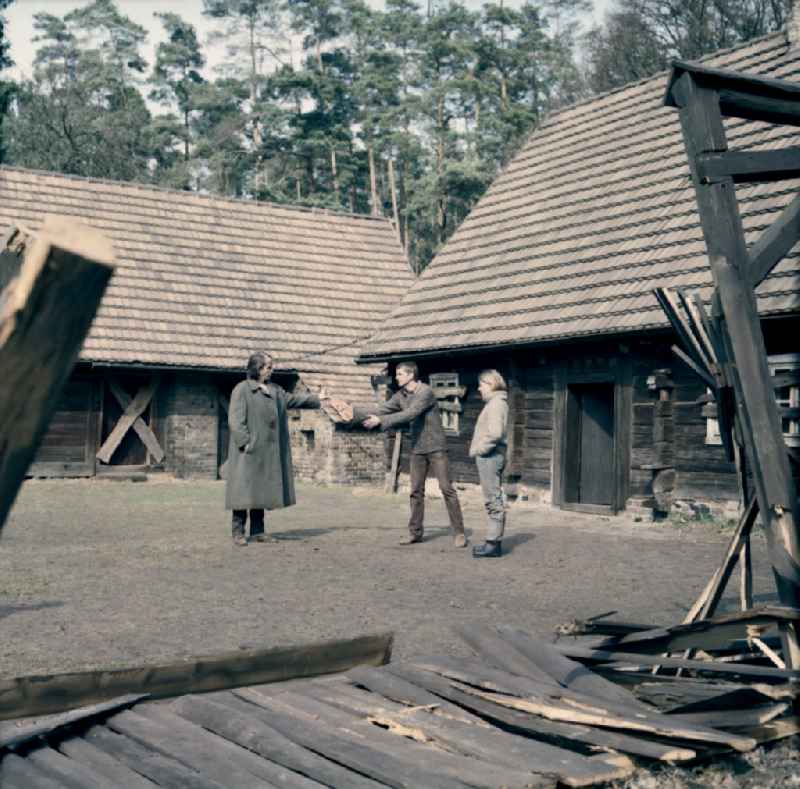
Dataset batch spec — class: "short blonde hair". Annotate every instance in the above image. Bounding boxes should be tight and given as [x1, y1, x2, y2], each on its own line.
[479, 369, 506, 392]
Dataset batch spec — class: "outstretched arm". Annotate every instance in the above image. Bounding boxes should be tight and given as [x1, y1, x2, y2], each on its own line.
[353, 390, 405, 424]
[285, 388, 321, 410]
[374, 387, 436, 430]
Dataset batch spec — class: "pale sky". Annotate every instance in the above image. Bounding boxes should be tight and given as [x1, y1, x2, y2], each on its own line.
[5, 0, 614, 80]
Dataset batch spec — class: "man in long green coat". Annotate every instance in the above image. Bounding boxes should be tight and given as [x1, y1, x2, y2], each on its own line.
[225, 351, 325, 545]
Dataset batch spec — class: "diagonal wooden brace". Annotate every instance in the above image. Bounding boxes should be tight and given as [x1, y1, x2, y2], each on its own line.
[96, 377, 163, 463]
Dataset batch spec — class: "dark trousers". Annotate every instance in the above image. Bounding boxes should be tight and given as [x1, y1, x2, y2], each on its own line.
[408, 451, 464, 538]
[232, 509, 264, 538]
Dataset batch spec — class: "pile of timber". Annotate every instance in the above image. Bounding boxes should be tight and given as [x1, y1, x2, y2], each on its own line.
[2, 615, 798, 788]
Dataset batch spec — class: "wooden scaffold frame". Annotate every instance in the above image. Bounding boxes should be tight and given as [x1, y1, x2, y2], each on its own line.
[663, 61, 800, 667]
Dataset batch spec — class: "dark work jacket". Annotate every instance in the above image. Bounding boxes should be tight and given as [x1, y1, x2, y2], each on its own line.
[224, 379, 319, 510]
[371, 382, 448, 454]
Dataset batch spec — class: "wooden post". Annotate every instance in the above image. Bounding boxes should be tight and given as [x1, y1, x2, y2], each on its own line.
[0, 217, 114, 535]
[385, 431, 402, 494]
[667, 70, 800, 665]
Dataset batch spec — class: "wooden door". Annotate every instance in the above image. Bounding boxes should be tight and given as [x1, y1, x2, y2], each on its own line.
[564, 383, 615, 507]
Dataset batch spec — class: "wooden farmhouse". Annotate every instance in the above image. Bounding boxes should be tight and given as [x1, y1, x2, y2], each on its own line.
[0, 166, 413, 483]
[358, 29, 800, 518]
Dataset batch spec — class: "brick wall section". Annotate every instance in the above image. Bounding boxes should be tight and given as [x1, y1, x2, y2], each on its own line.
[163, 373, 219, 479]
[288, 409, 385, 485]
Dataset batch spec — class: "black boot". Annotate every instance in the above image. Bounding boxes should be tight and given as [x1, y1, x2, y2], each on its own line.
[472, 540, 501, 558]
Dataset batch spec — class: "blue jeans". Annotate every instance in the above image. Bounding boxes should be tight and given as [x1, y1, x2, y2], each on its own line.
[475, 451, 506, 542]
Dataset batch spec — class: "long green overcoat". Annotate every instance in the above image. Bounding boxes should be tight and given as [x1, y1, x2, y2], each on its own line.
[224, 379, 320, 511]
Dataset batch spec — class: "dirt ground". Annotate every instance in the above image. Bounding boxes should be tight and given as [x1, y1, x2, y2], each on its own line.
[0, 478, 796, 786]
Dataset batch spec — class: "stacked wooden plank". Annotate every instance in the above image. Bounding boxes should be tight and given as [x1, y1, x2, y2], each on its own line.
[3, 618, 797, 787]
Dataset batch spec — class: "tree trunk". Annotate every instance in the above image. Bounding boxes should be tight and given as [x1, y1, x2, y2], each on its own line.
[331, 147, 339, 200]
[388, 157, 400, 235]
[368, 144, 380, 217]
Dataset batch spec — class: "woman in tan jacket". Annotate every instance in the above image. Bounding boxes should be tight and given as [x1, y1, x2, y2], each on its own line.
[469, 370, 509, 558]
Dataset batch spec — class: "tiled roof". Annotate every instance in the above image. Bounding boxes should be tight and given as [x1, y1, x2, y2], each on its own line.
[359, 32, 800, 361]
[0, 167, 413, 405]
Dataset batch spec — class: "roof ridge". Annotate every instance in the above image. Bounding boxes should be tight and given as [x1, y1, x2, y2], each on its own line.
[0, 164, 393, 225]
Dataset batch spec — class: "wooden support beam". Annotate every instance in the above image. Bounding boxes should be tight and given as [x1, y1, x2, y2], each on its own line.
[677, 289, 720, 370]
[0, 217, 114, 535]
[655, 288, 712, 379]
[689, 291, 728, 373]
[740, 537, 754, 610]
[0, 631, 393, 721]
[667, 69, 800, 668]
[696, 147, 800, 184]
[664, 60, 800, 115]
[747, 191, 800, 288]
[96, 378, 161, 464]
[108, 377, 164, 462]
[671, 344, 716, 388]
[718, 88, 800, 127]
[385, 431, 402, 494]
[684, 497, 759, 624]
[555, 642, 800, 683]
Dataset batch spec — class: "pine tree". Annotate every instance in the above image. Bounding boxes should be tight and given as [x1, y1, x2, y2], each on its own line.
[150, 11, 206, 187]
[4, 0, 153, 181]
[0, 0, 15, 163]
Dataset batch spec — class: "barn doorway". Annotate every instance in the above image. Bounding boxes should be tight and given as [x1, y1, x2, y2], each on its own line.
[563, 383, 615, 508]
[553, 360, 632, 515]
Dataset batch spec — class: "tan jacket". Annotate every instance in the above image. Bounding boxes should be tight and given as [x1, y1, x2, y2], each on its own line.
[469, 391, 508, 458]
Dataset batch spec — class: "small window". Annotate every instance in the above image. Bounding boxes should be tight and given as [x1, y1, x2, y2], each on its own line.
[301, 429, 315, 452]
[429, 372, 464, 435]
[769, 354, 800, 447]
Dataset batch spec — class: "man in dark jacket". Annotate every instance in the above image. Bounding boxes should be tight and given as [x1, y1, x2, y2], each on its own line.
[362, 361, 467, 547]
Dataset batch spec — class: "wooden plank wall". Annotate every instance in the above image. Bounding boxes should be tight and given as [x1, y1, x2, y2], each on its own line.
[27, 375, 100, 477]
[408, 333, 778, 511]
[519, 359, 556, 491]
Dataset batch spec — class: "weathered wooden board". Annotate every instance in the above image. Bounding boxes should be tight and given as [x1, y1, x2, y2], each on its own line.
[556, 642, 800, 683]
[455, 624, 557, 684]
[495, 625, 651, 710]
[108, 705, 319, 788]
[347, 664, 476, 723]
[97, 377, 164, 464]
[26, 745, 112, 789]
[383, 662, 697, 763]
[0, 693, 145, 750]
[669, 702, 788, 729]
[171, 692, 386, 789]
[0, 216, 114, 533]
[84, 724, 223, 789]
[58, 737, 160, 789]
[450, 680, 756, 751]
[0, 751, 67, 789]
[0, 632, 393, 720]
[297, 679, 634, 787]
[231, 687, 479, 789]
[236, 685, 554, 788]
[594, 606, 800, 655]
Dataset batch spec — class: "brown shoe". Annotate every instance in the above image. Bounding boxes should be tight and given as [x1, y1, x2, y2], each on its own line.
[399, 535, 423, 545]
[453, 533, 468, 548]
[250, 534, 270, 543]
[232, 535, 248, 547]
